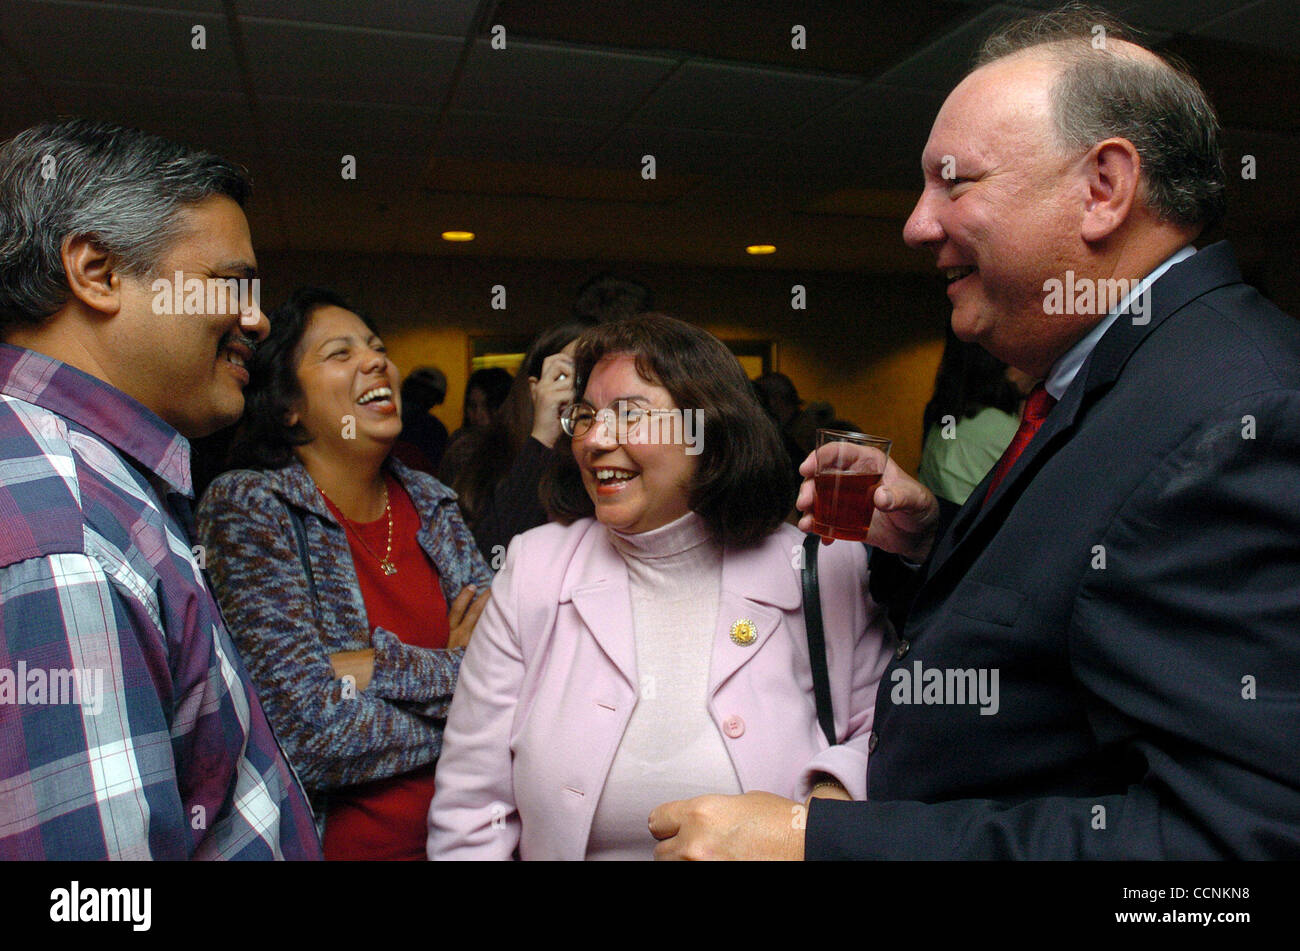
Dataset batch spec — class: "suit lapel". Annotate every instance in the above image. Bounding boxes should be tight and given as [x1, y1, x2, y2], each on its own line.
[923, 379, 1084, 587]
[707, 540, 800, 695]
[567, 533, 639, 689]
[1081, 241, 1241, 394]
[707, 596, 784, 695]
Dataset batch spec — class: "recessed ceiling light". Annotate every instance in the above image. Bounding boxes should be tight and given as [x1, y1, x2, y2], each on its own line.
[442, 231, 475, 242]
[746, 244, 776, 255]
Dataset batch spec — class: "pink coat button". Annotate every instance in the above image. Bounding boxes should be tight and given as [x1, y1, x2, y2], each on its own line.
[722, 715, 745, 738]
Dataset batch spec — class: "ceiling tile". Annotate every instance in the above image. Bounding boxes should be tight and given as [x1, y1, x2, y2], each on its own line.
[260, 96, 437, 153]
[590, 125, 771, 178]
[1110, 0, 1258, 33]
[0, 48, 25, 81]
[451, 39, 677, 122]
[44, 82, 260, 154]
[906, 0, 1185, 45]
[241, 19, 461, 107]
[268, 148, 429, 195]
[1, 0, 1292, 274]
[424, 156, 697, 205]
[491, 0, 976, 76]
[114, 0, 225, 11]
[628, 61, 860, 135]
[687, 176, 827, 215]
[276, 188, 406, 253]
[875, 3, 1039, 90]
[1164, 34, 1300, 135]
[1, 1, 241, 92]
[437, 111, 609, 163]
[0, 80, 53, 140]
[395, 189, 926, 272]
[236, 0, 479, 35]
[757, 84, 942, 189]
[395, 191, 693, 264]
[1193, 0, 1300, 57]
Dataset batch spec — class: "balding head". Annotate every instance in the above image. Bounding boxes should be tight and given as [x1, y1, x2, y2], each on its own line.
[971, 4, 1226, 233]
[902, 6, 1225, 376]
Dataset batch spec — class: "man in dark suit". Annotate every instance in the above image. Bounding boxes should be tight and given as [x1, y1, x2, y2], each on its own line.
[650, 5, 1300, 859]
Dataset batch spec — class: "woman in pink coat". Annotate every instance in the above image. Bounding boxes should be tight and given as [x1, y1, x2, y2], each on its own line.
[428, 314, 893, 860]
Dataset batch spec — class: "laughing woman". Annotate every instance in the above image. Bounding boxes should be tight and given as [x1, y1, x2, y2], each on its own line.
[428, 314, 894, 860]
[197, 287, 492, 860]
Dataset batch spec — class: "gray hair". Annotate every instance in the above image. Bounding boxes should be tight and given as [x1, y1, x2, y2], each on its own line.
[974, 3, 1226, 231]
[0, 118, 251, 331]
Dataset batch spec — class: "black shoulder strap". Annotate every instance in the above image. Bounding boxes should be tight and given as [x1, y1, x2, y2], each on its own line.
[801, 533, 836, 747]
[283, 500, 318, 605]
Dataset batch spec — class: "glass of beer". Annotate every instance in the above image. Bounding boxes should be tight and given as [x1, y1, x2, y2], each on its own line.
[811, 429, 892, 542]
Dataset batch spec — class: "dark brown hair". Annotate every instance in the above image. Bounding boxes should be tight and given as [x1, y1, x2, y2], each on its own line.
[226, 286, 376, 470]
[922, 325, 1021, 436]
[545, 313, 796, 548]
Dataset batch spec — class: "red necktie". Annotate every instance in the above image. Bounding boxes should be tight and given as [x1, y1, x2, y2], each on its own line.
[983, 383, 1056, 505]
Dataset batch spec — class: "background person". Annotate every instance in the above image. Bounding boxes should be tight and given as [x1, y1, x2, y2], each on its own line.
[451, 322, 587, 563]
[197, 286, 492, 860]
[429, 314, 893, 860]
[753, 371, 812, 476]
[572, 271, 652, 324]
[462, 366, 512, 429]
[438, 366, 512, 487]
[917, 326, 1027, 504]
[392, 365, 450, 474]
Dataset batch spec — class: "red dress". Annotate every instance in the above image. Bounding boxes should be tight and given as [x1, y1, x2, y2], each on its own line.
[319, 473, 450, 860]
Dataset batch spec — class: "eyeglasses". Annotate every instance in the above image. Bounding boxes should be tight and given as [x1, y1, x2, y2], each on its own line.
[560, 401, 677, 440]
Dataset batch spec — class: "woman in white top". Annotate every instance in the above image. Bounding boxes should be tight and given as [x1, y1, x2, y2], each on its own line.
[428, 314, 893, 860]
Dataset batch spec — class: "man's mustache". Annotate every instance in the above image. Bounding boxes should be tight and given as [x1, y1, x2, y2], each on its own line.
[221, 332, 259, 353]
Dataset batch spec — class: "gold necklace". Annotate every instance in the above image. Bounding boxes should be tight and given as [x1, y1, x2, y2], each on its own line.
[319, 483, 397, 575]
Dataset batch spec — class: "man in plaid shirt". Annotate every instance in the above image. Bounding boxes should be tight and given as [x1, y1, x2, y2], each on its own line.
[0, 119, 321, 859]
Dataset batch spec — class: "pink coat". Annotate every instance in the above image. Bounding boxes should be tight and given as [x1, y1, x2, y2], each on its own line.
[427, 518, 893, 860]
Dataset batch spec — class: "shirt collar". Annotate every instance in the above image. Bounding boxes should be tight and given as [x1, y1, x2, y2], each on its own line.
[0, 343, 193, 496]
[1044, 245, 1197, 400]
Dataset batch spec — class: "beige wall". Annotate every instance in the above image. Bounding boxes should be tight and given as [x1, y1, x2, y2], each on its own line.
[255, 253, 949, 474]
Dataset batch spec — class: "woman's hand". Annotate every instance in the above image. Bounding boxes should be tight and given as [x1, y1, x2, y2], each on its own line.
[329, 648, 375, 692]
[528, 352, 576, 448]
[447, 585, 490, 650]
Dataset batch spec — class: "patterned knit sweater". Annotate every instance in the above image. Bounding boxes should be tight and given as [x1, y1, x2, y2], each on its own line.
[196, 458, 493, 822]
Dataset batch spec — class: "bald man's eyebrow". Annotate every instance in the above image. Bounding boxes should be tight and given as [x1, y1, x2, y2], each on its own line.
[215, 262, 257, 279]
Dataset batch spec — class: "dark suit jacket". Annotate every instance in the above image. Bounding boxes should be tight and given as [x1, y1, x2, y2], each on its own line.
[809, 241, 1300, 858]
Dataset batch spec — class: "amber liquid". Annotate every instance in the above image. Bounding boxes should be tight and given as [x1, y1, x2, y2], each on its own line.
[812, 470, 881, 542]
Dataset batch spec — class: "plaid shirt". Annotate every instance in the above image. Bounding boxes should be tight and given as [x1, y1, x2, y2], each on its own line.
[0, 344, 321, 860]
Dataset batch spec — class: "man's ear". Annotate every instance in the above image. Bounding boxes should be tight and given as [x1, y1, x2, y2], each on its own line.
[61, 234, 123, 316]
[1080, 137, 1140, 243]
